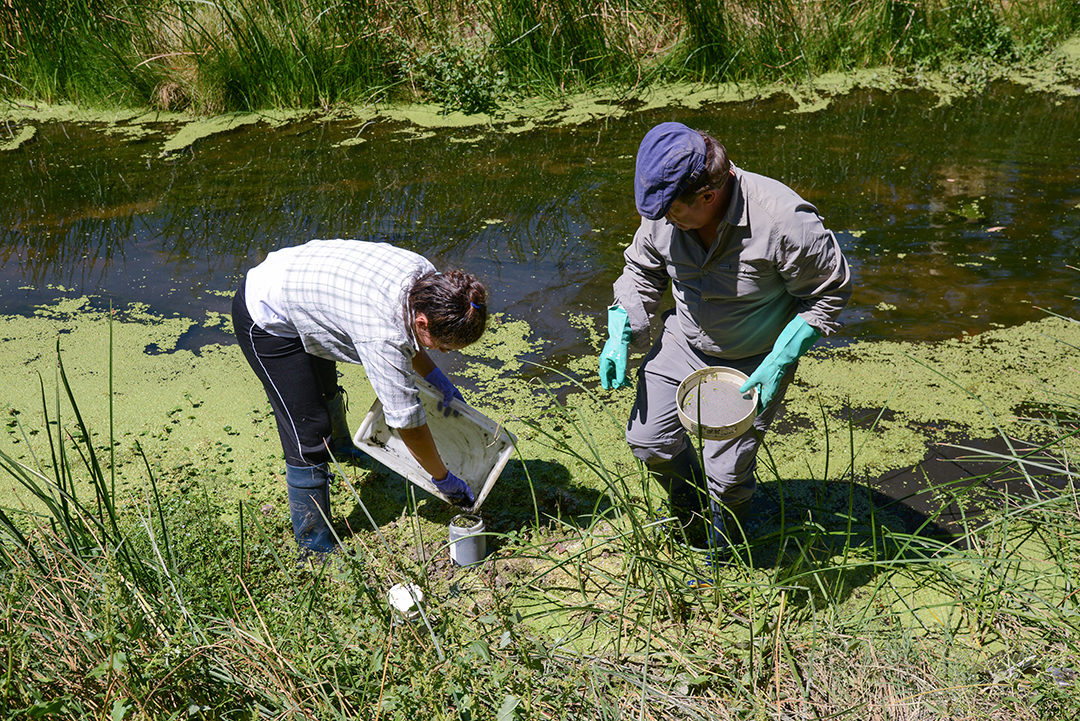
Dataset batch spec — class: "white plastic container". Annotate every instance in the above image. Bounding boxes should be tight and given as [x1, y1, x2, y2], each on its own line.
[387, 583, 423, 623]
[353, 375, 516, 512]
[676, 367, 758, 441]
[448, 514, 486, 567]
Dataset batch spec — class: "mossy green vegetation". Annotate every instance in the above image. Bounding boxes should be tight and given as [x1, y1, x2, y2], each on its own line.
[2, 294, 1079, 717]
[1, 298, 285, 507]
[775, 316, 1080, 478]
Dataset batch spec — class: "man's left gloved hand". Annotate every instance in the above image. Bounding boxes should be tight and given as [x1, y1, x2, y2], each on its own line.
[740, 316, 821, 409]
[425, 367, 464, 417]
[432, 470, 475, 508]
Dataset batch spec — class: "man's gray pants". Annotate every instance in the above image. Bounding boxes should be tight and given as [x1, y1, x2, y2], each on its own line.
[625, 312, 795, 519]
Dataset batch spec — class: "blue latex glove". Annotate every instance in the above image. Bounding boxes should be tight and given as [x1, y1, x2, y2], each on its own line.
[433, 470, 475, 507]
[739, 316, 821, 409]
[425, 367, 464, 417]
[598, 305, 633, 390]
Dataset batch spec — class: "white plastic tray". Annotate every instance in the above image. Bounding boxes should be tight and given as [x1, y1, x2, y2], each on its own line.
[352, 375, 516, 512]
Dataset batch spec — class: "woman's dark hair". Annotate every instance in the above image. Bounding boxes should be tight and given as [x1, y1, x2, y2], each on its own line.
[680, 130, 731, 200]
[408, 270, 488, 347]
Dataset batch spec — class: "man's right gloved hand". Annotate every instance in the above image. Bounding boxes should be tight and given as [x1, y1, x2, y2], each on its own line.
[598, 305, 633, 390]
[432, 470, 475, 508]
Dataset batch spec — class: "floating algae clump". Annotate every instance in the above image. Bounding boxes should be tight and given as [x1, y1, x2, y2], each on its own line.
[159, 111, 302, 156]
[0, 124, 36, 152]
[456, 313, 547, 416]
[766, 316, 1080, 483]
[0, 297, 284, 510]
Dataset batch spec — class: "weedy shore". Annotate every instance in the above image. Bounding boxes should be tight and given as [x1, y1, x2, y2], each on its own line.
[2, 0, 1079, 115]
[1, 294, 1078, 719]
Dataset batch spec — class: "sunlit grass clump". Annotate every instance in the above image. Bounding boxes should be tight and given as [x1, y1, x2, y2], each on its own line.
[2, 0, 1079, 113]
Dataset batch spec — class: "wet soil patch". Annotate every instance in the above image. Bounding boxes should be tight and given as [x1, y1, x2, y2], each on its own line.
[754, 432, 1074, 558]
[875, 434, 1072, 528]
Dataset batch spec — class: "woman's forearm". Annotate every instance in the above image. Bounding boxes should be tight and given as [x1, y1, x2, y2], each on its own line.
[411, 348, 437, 378]
[397, 423, 449, 480]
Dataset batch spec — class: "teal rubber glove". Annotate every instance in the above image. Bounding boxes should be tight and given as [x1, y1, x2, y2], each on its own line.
[598, 305, 633, 390]
[739, 316, 821, 409]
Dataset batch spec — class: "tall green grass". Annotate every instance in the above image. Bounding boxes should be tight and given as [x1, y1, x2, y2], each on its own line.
[3, 309, 1079, 717]
[2, 0, 1078, 113]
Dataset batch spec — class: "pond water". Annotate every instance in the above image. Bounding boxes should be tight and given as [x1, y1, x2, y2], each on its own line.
[2, 82, 1078, 372]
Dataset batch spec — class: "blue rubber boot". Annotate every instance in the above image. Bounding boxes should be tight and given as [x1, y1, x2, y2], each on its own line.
[286, 463, 337, 558]
[326, 388, 370, 463]
[653, 446, 711, 549]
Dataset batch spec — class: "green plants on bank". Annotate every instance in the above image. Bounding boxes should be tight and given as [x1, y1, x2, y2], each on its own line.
[1, 0, 1078, 114]
[399, 42, 511, 115]
[2, 296, 1080, 718]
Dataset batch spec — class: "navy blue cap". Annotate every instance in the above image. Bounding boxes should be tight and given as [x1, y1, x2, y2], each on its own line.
[634, 122, 707, 220]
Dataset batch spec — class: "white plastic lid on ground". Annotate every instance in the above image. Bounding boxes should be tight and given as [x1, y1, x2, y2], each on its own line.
[352, 374, 516, 513]
[387, 582, 423, 621]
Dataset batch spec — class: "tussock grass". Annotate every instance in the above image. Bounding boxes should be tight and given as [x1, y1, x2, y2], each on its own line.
[1, 0, 1078, 113]
[3, 302, 1080, 718]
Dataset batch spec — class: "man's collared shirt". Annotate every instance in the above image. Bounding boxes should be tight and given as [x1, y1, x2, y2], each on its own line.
[614, 164, 853, 359]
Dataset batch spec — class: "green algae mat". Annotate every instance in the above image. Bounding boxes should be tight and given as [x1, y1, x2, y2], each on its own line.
[2, 297, 1077, 523]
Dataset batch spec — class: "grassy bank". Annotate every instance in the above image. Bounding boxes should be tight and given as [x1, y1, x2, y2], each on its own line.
[1, 294, 1079, 718]
[2, 0, 1079, 114]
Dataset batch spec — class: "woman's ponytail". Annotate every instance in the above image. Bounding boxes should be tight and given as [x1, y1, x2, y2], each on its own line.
[408, 270, 488, 347]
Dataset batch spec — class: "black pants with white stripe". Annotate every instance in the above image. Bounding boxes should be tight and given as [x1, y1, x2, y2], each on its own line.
[232, 277, 337, 467]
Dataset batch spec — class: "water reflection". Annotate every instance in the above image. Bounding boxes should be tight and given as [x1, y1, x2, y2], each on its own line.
[1, 82, 1077, 361]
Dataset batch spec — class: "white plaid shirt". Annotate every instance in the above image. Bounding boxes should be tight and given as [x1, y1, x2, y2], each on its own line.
[245, 239, 435, 428]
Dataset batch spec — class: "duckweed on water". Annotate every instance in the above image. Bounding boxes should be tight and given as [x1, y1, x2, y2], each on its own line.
[2, 297, 1077, 516]
[4, 34, 1080, 160]
[158, 110, 305, 156]
[0, 124, 35, 151]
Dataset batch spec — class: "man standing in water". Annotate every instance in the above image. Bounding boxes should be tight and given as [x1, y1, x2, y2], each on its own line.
[599, 121, 852, 551]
